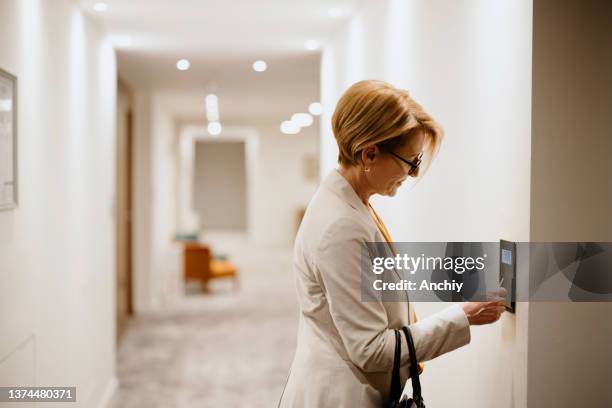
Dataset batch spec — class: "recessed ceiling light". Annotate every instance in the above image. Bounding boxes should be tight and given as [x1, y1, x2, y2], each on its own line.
[205, 94, 218, 106]
[176, 59, 191, 71]
[206, 112, 219, 122]
[0, 99, 12, 112]
[308, 102, 323, 116]
[93, 2, 108, 12]
[252, 60, 267, 72]
[205, 94, 219, 121]
[280, 120, 300, 135]
[305, 40, 319, 51]
[328, 7, 349, 18]
[292, 113, 314, 127]
[208, 121, 222, 136]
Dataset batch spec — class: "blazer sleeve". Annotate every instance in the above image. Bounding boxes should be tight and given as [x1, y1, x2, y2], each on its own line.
[314, 217, 471, 373]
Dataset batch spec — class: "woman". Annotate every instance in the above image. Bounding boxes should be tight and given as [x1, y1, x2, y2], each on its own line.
[278, 80, 505, 408]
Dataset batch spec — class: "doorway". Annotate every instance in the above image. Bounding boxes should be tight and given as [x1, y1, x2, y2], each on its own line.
[116, 79, 134, 341]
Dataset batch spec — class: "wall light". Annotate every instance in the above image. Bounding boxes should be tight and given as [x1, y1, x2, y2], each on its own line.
[252, 60, 267, 72]
[176, 58, 191, 71]
[308, 102, 323, 116]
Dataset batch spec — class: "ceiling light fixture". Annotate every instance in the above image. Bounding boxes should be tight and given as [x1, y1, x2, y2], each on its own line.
[205, 94, 218, 106]
[308, 102, 323, 116]
[292, 113, 314, 128]
[252, 60, 267, 72]
[280, 120, 300, 135]
[0, 99, 12, 112]
[208, 121, 222, 136]
[205, 94, 219, 122]
[93, 2, 108, 12]
[176, 59, 191, 71]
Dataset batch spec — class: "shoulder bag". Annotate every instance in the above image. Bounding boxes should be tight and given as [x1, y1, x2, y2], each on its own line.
[388, 326, 426, 408]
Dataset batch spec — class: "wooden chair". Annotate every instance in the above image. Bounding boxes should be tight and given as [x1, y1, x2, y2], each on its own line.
[183, 242, 239, 292]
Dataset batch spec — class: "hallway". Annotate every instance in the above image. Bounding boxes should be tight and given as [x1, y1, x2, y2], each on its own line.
[110, 245, 297, 408]
[1, 0, 611, 407]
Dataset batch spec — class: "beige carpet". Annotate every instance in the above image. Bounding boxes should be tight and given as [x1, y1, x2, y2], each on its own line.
[109, 245, 298, 408]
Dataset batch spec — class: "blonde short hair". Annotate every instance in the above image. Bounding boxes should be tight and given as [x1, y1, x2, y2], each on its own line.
[331, 80, 443, 168]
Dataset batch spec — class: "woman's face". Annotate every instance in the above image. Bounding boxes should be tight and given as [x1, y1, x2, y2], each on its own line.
[362, 131, 426, 197]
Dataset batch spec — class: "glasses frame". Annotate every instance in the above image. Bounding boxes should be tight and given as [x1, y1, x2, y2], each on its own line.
[389, 151, 423, 176]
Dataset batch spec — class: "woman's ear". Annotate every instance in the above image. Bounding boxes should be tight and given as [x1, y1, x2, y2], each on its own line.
[360, 145, 378, 167]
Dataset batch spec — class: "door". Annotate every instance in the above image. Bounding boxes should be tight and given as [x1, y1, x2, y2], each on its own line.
[116, 79, 134, 342]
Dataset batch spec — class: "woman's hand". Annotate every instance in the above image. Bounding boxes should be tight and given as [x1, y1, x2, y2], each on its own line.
[460, 288, 508, 325]
[461, 301, 505, 325]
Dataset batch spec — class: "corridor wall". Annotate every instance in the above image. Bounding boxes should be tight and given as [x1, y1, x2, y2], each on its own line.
[528, 0, 612, 405]
[0, 0, 118, 407]
[320, 0, 532, 407]
[175, 122, 320, 247]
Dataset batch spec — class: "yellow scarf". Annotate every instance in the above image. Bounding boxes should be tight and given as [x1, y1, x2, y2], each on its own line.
[367, 204, 424, 374]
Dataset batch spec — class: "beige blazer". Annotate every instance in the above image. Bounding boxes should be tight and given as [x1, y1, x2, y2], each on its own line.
[278, 169, 471, 408]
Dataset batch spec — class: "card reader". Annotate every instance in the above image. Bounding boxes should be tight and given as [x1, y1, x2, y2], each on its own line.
[499, 240, 516, 313]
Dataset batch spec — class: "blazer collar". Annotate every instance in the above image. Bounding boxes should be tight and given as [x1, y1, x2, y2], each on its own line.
[322, 169, 373, 221]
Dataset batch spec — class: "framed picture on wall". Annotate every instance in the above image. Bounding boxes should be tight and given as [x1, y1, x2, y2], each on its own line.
[0, 68, 17, 210]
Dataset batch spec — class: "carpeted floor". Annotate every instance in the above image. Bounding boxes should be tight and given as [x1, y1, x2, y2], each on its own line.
[109, 244, 299, 408]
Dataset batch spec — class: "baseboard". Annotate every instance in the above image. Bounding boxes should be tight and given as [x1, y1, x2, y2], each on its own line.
[95, 376, 119, 408]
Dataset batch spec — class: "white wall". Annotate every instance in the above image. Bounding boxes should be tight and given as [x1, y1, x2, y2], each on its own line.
[149, 92, 181, 308]
[320, 1, 532, 406]
[129, 90, 183, 311]
[177, 121, 319, 248]
[528, 0, 612, 406]
[0, 0, 118, 407]
[249, 123, 319, 247]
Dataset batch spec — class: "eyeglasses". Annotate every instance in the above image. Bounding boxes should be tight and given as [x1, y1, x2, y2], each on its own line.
[389, 151, 423, 176]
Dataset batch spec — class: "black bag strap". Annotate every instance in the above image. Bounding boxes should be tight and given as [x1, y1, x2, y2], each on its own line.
[389, 329, 402, 406]
[401, 326, 423, 404]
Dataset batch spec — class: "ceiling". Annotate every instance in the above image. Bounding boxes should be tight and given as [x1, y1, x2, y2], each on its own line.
[81, 0, 366, 122]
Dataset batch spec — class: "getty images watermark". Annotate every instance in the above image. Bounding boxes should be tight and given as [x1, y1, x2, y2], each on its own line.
[360, 242, 612, 302]
[371, 252, 487, 293]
